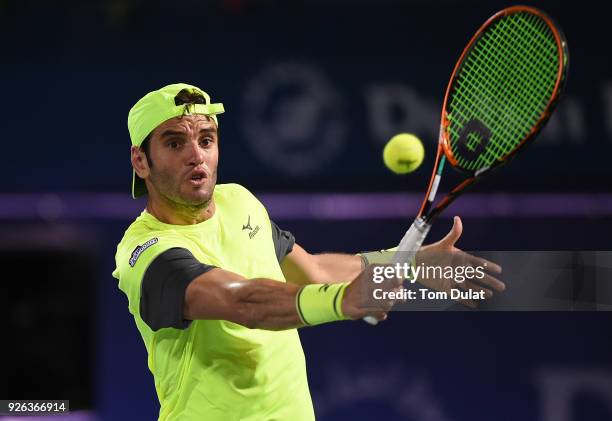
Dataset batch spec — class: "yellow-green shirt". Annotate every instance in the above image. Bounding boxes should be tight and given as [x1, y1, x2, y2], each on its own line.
[112, 183, 314, 421]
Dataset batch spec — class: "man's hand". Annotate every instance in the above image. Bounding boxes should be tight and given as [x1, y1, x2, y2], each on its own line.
[341, 264, 404, 322]
[415, 216, 505, 307]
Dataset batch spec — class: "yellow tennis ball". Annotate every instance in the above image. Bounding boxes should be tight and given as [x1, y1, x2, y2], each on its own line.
[383, 133, 425, 174]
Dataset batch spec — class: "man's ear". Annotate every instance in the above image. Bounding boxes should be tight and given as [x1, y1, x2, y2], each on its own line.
[131, 146, 150, 179]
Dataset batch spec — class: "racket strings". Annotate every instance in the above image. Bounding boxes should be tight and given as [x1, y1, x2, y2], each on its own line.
[452, 14, 558, 168]
[453, 15, 555, 164]
[475, 16, 554, 162]
[447, 11, 560, 171]
[457, 15, 555, 165]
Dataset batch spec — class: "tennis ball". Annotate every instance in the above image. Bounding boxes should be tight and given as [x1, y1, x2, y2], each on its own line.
[383, 133, 425, 174]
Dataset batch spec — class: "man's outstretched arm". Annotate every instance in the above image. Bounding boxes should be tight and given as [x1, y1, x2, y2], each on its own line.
[183, 268, 303, 330]
[139, 247, 399, 331]
[183, 266, 398, 330]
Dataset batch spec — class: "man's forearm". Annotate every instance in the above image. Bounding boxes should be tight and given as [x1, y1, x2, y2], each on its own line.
[310, 253, 363, 284]
[281, 245, 364, 285]
[184, 266, 356, 330]
[184, 274, 305, 330]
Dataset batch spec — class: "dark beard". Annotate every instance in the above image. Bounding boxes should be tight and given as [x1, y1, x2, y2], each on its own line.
[150, 167, 217, 210]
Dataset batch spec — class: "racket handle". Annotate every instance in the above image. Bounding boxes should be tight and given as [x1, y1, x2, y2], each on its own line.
[392, 217, 431, 264]
[363, 218, 431, 326]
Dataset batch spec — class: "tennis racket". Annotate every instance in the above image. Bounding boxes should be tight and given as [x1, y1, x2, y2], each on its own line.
[364, 5, 569, 325]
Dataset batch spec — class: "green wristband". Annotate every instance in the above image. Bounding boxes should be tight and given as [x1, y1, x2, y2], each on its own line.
[296, 283, 349, 326]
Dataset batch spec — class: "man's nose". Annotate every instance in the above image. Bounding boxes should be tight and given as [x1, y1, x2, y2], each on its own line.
[185, 140, 205, 166]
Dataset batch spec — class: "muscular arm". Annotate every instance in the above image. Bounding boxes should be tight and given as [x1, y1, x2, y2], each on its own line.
[142, 221, 400, 332]
[280, 243, 364, 286]
[183, 265, 397, 329]
[183, 268, 304, 330]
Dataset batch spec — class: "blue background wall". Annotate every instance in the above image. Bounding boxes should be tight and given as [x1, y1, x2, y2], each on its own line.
[1, 0, 611, 193]
[1, 0, 611, 420]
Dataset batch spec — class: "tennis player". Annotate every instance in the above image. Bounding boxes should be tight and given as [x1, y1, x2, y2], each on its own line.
[112, 83, 504, 420]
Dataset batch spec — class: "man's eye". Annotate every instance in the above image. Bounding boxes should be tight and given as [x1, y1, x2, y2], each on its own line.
[201, 138, 213, 146]
[168, 141, 180, 149]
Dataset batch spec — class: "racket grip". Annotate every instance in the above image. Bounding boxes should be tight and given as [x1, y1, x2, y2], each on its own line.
[363, 218, 431, 326]
[392, 217, 432, 264]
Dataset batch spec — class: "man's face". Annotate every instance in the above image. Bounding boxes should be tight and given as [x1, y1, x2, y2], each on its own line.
[135, 115, 219, 207]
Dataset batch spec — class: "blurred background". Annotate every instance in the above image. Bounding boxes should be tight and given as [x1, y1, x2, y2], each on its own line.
[1, 0, 611, 420]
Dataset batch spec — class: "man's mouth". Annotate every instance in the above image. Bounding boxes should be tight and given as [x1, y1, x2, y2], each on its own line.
[188, 170, 207, 185]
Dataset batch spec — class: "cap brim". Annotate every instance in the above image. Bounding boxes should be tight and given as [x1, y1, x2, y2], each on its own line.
[132, 170, 147, 199]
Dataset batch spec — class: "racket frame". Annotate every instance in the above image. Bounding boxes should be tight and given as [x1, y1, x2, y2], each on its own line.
[419, 5, 569, 223]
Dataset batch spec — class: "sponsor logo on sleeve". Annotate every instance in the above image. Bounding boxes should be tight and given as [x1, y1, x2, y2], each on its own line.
[129, 237, 159, 267]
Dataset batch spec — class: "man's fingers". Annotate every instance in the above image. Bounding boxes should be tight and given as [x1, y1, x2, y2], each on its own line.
[455, 272, 504, 293]
[393, 285, 408, 303]
[475, 273, 505, 292]
[458, 281, 493, 298]
[464, 254, 503, 274]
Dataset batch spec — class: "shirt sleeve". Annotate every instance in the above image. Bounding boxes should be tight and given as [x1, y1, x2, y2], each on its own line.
[140, 247, 215, 331]
[270, 220, 296, 263]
